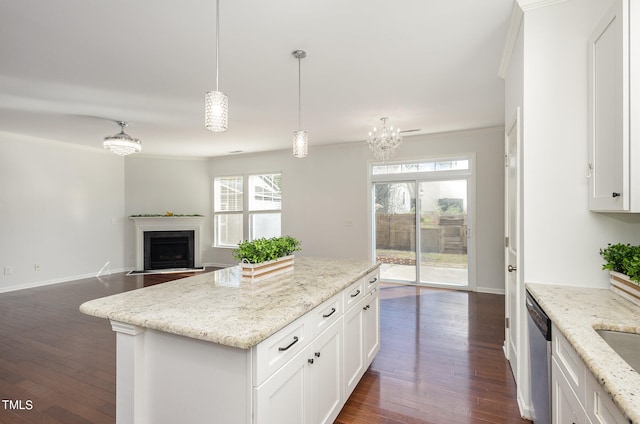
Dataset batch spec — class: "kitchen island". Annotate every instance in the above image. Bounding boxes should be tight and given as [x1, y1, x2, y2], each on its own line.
[80, 257, 380, 424]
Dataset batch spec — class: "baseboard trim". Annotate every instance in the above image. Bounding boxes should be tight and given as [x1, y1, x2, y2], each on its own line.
[476, 286, 506, 295]
[0, 267, 131, 294]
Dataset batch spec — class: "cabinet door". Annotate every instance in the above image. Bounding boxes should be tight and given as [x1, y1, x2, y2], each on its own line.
[552, 358, 588, 424]
[585, 371, 627, 424]
[254, 347, 308, 424]
[588, 0, 629, 211]
[307, 318, 343, 424]
[343, 299, 364, 397]
[363, 287, 380, 366]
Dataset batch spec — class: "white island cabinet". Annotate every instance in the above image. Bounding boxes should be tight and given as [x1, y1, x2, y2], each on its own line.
[80, 257, 380, 424]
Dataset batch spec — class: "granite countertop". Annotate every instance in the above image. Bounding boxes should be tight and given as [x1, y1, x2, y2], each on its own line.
[80, 257, 379, 349]
[526, 283, 640, 423]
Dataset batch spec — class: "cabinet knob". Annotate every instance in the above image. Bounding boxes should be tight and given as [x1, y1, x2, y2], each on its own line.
[612, 192, 621, 198]
[308, 358, 314, 365]
[315, 351, 321, 358]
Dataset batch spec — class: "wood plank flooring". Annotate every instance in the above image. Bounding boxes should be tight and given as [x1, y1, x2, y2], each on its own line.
[335, 285, 530, 424]
[0, 272, 529, 424]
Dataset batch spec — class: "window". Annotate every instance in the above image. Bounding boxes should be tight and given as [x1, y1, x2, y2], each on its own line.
[214, 176, 243, 247]
[213, 173, 282, 247]
[372, 159, 469, 176]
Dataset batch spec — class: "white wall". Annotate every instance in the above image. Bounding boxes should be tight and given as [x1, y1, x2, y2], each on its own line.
[206, 127, 505, 293]
[124, 156, 212, 267]
[0, 132, 126, 292]
[0, 126, 504, 293]
[206, 143, 371, 266]
[522, 0, 640, 288]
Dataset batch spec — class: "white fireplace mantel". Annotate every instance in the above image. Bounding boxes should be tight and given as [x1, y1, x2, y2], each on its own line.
[130, 216, 205, 271]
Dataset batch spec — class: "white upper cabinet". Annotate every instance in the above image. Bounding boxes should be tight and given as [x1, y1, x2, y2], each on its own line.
[588, 0, 640, 212]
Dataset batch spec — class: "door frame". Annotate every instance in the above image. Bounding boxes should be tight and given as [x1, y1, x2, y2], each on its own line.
[504, 107, 530, 417]
[368, 154, 477, 291]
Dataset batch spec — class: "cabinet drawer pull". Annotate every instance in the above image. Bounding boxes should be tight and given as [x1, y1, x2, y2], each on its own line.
[363, 304, 370, 310]
[613, 192, 621, 198]
[350, 289, 361, 298]
[369, 277, 378, 284]
[322, 307, 336, 318]
[278, 336, 299, 351]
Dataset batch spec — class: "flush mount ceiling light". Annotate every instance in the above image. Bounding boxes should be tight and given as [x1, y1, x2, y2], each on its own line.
[103, 121, 141, 156]
[205, 0, 228, 132]
[292, 49, 308, 158]
[367, 117, 402, 161]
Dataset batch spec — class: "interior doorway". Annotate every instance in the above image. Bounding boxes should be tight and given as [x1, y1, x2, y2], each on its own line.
[371, 157, 474, 290]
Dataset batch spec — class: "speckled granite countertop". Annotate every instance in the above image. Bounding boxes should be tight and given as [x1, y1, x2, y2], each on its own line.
[80, 257, 379, 349]
[526, 283, 640, 423]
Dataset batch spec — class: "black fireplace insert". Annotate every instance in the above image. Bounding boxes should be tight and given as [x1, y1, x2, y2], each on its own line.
[143, 230, 195, 270]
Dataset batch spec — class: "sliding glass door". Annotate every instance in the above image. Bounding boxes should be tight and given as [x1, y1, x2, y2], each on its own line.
[374, 182, 417, 282]
[418, 179, 468, 287]
[371, 158, 473, 289]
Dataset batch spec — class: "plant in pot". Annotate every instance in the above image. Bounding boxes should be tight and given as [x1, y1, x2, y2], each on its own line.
[600, 242, 640, 306]
[233, 236, 301, 282]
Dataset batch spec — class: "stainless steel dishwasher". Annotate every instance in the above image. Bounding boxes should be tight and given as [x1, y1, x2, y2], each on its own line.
[526, 290, 551, 424]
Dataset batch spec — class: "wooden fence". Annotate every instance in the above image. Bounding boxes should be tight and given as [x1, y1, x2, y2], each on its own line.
[375, 213, 467, 254]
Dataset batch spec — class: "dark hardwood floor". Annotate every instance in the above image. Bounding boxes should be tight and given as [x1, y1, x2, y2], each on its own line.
[0, 272, 529, 424]
[335, 285, 530, 424]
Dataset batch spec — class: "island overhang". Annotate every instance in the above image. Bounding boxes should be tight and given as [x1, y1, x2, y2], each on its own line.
[80, 257, 380, 349]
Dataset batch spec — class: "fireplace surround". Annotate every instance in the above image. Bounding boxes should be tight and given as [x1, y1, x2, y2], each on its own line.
[130, 216, 205, 271]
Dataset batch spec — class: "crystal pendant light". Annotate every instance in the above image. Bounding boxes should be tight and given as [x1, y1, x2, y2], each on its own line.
[103, 121, 142, 156]
[205, 0, 228, 132]
[292, 50, 308, 158]
[367, 117, 402, 161]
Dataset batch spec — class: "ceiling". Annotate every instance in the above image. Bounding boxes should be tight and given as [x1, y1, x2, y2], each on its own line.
[0, 0, 513, 158]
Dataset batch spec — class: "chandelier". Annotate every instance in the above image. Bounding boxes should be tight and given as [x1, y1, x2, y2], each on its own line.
[103, 121, 141, 156]
[367, 117, 402, 161]
[205, 0, 228, 132]
[292, 50, 308, 158]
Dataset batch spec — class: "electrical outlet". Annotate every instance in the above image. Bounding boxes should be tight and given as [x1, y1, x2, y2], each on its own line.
[3, 266, 13, 275]
[34, 264, 40, 271]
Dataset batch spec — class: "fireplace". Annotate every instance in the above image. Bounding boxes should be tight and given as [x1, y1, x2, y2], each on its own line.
[130, 216, 205, 272]
[144, 231, 194, 270]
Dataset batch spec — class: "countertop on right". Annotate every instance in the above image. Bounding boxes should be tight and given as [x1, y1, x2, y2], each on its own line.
[526, 283, 640, 423]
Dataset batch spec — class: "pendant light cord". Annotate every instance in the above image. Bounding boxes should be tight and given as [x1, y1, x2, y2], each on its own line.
[298, 57, 302, 130]
[215, 0, 220, 91]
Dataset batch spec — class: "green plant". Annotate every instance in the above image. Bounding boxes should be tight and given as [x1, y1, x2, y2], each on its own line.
[622, 245, 640, 283]
[233, 236, 301, 264]
[600, 243, 640, 283]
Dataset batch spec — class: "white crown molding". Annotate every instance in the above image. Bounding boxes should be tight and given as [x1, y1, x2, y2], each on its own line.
[517, 0, 568, 11]
[498, 0, 569, 79]
[498, 2, 524, 79]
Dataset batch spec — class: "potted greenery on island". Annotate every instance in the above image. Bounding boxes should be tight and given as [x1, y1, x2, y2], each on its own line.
[233, 236, 301, 282]
[600, 242, 640, 306]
